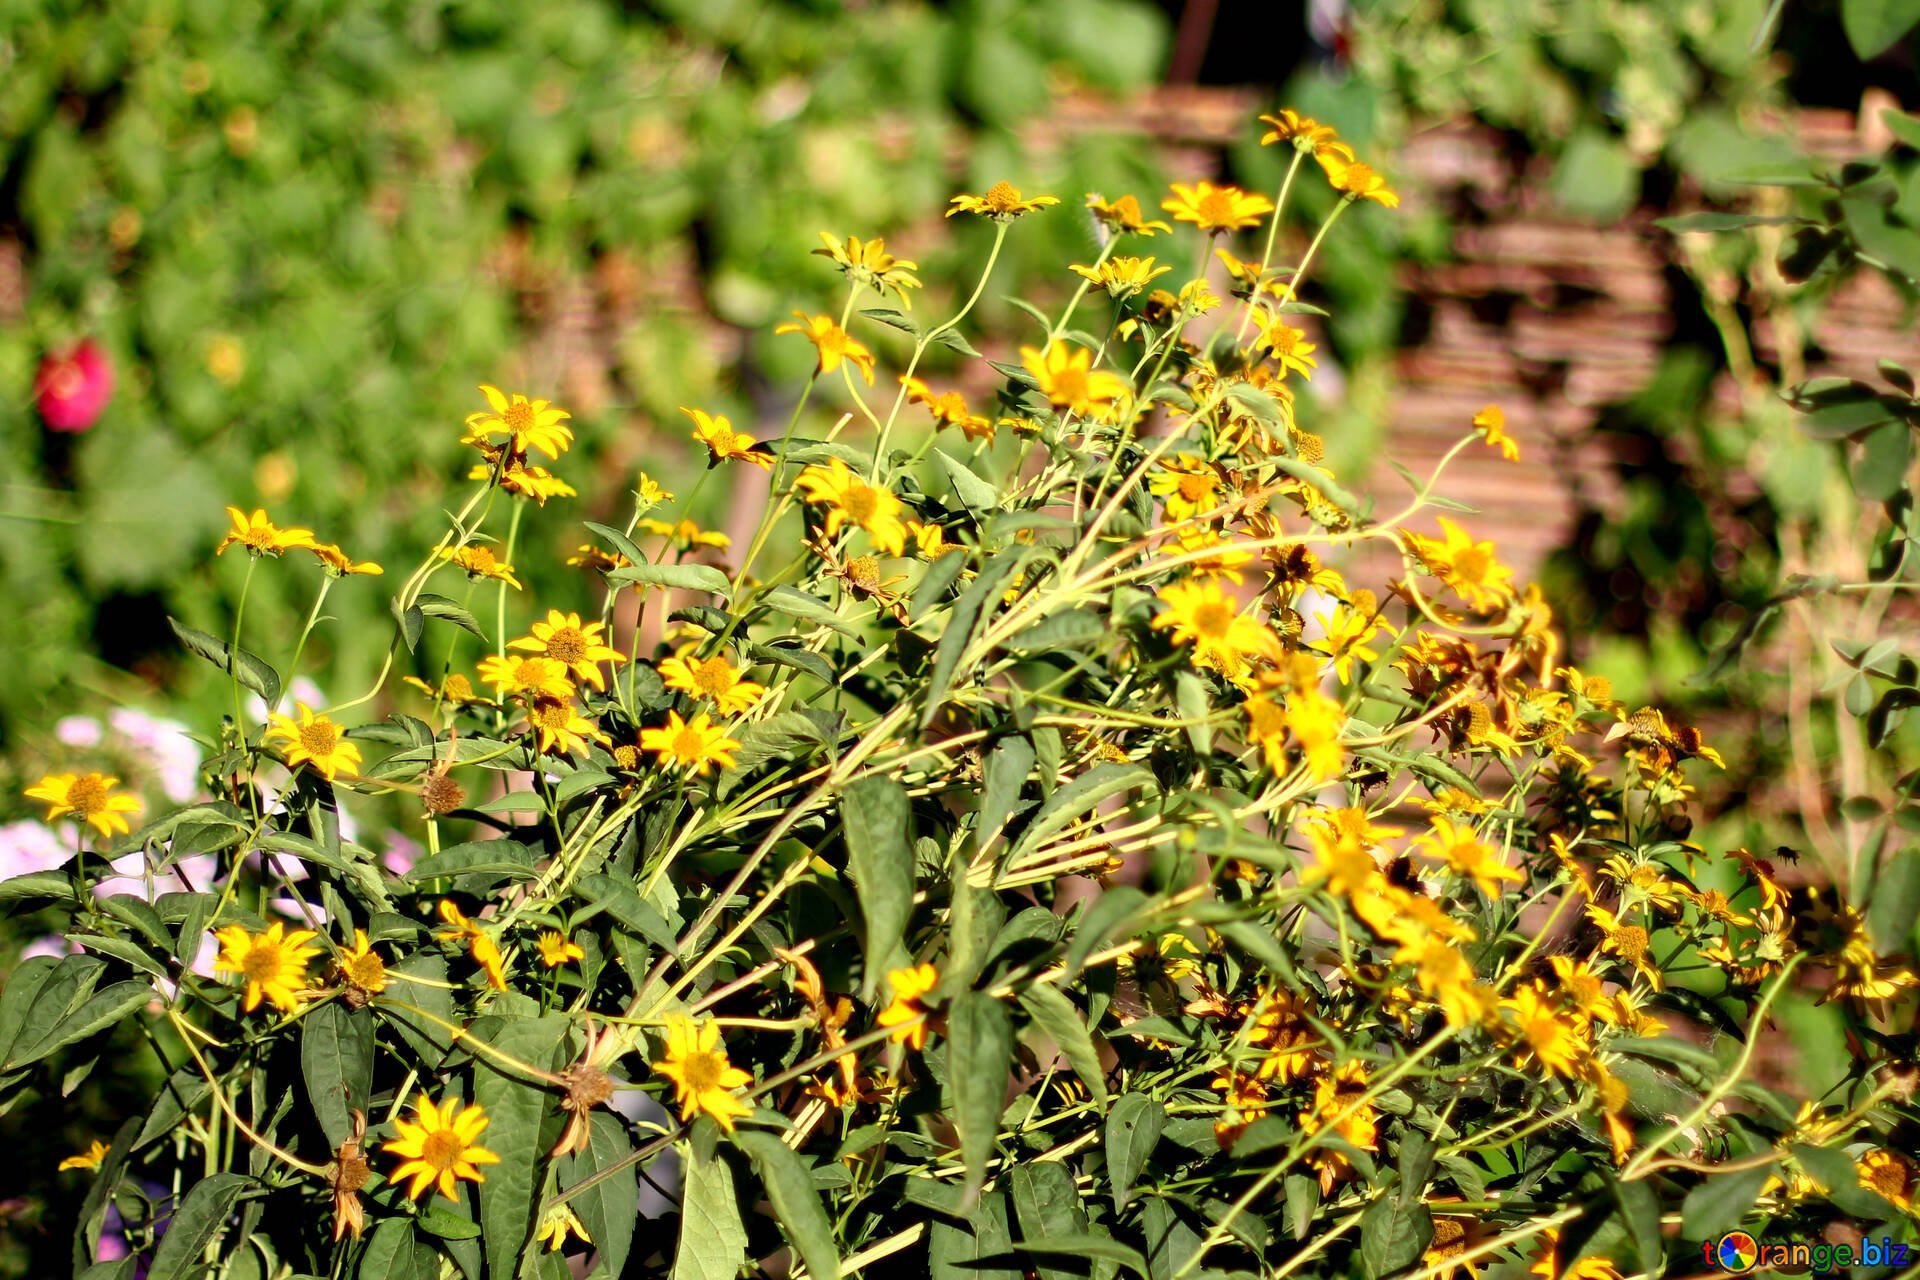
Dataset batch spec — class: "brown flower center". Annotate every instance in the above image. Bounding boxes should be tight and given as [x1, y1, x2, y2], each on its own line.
[421, 1128, 465, 1170]
[532, 700, 570, 732]
[67, 775, 107, 818]
[544, 626, 587, 665]
[1611, 925, 1650, 963]
[1197, 191, 1238, 226]
[465, 546, 499, 572]
[243, 944, 283, 982]
[299, 719, 339, 759]
[984, 181, 1021, 212]
[343, 951, 386, 990]
[504, 401, 533, 434]
[1428, 1219, 1466, 1258]
[422, 772, 466, 816]
[846, 555, 882, 591]
[1176, 472, 1214, 503]
[672, 728, 706, 759]
[1192, 601, 1236, 639]
[679, 1049, 725, 1091]
[691, 658, 734, 698]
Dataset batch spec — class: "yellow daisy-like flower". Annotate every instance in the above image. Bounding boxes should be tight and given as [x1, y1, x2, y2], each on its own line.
[537, 931, 585, 969]
[1585, 903, 1662, 990]
[1151, 578, 1282, 680]
[901, 376, 993, 440]
[1414, 816, 1523, 899]
[1255, 315, 1318, 380]
[638, 710, 741, 777]
[216, 506, 316, 557]
[1499, 983, 1590, 1078]
[523, 695, 607, 759]
[1070, 255, 1171, 299]
[1317, 152, 1400, 208]
[658, 651, 765, 717]
[1315, 605, 1387, 685]
[1857, 1148, 1918, 1213]
[468, 443, 577, 505]
[1020, 342, 1129, 421]
[440, 543, 522, 590]
[476, 654, 575, 701]
[305, 543, 385, 576]
[58, 1140, 111, 1172]
[1472, 404, 1519, 462]
[877, 963, 940, 1050]
[946, 180, 1059, 220]
[813, 232, 922, 308]
[1257, 108, 1348, 156]
[337, 930, 388, 996]
[775, 312, 876, 385]
[684, 407, 772, 470]
[1162, 181, 1274, 233]
[383, 1095, 501, 1201]
[463, 384, 574, 460]
[436, 899, 508, 990]
[635, 517, 732, 551]
[508, 610, 627, 692]
[1405, 518, 1516, 613]
[213, 922, 320, 1013]
[1084, 192, 1171, 236]
[1171, 528, 1252, 584]
[24, 772, 141, 838]
[653, 1015, 753, 1130]
[792, 458, 909, 556]
[1527, 1228, 1623, 1280]
[1147, 455, 1224, 521]
[264, 703, 362, 781]
[535, 1202, 593, 1252]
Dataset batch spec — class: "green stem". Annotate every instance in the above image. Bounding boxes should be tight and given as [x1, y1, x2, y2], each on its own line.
[1232, 146, 1308, 348]
[277, 575, 334, 715]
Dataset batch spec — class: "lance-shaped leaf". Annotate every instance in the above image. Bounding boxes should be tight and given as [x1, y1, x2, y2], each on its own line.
[301, 1001, 374, 1151]
[670, 1143, 747, 1280]
[842, 777, 913, 994]
[949, 990, 1013, 1200]
[731, 1129, 841, 1280]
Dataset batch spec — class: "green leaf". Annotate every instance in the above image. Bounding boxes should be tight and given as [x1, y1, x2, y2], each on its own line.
[1357, 1193, 1432, 1280]
[1679, 1161, 1775, 1238]
[923, 552, 1029, 729]
[1843, 0, 1920, 57]
[576, 872, 682, 951]
[762, 585, 860, 637]
[562, 1112, 639, 1279]
[949, 990, 1013, 1199]
[1016, 1236, 1148, 1277]
[393, 597, 425, 652]
[0, 957, 59, 1068]
[7, 980, 149, 1071]
[978, 735, 1035, 855]
[730, 1130, 842, 1280]
[1009, 763, 1155, 863]
[146, 1172, 253, 1280]
[73, 1117, 140, 1272]
[1653, 212, 1807, 233]
[406, 839, 539, 882]
[935, 447, 1000, 512]
[1063, 886, 1147, 981]
[301, 1001, 374, 1151]
[415, 592, 489, 643]
[356, 1219, 439, 1279]
[375, 955, 455, 1062]
[581, 521, 652, 571]
[1105, 1093, 1165, 1209]
[604, 562, 733, 596]
[842, 777, 914, 994]
[415, 1204, 483, 1239]
[1009, 1163, 1088, 1280]
[474, 1016, 569, 1279]
[168, 617, 281, 708]
[1608, 1174, 1664, 1273]
[670, 1144, 747, 1280]
[1018, 984, 1108, 1107]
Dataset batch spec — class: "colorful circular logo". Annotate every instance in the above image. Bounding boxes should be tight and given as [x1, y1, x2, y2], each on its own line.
[1716, 1231, 1761, 1273]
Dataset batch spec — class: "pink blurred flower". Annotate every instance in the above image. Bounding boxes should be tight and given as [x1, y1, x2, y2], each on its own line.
[55, 716, 104, 747]
[35, 339, 114, 433]
[0, 820, 70, 880]
[21, 935, 78, 961]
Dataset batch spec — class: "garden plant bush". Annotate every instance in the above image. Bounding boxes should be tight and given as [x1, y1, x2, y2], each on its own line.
[4, 108, 1918, 1280]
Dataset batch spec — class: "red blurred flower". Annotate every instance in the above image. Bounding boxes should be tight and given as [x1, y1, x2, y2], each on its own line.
[35, 340, 114, 433]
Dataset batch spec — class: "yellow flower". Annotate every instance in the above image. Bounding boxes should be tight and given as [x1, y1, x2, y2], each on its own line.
[1819, 919, 1920, 1017]
[1857, 1148, 1917, 1213]
[1255, 315, 1318, 380]
[1499, 983, 1590, 1077]
[908, 519, 956, 560]
[1152, 578, 1282, 681]
[524, 695, 606, 758]
[213, 922, 320, 1013]
[1548, 956, 1611, 1023]
[58, 1140, 111, 1172]
[1300, 823, 1381, 900]
[1317, 152, 1400, 208]
[436, 900, 508, 991]
[877, 963, 940, 1050]
[384, 1095, 501, 1201]
[535, 1202, 593, 1252]
[1414, 816, 1523, 899]
[1070, 255, 1171, 299]
[639, 710, 740, 776]
[264, 704, 362, 780]
[1315, 605, 1387, 684]
[1405, 518, 1516, 613]
[635, 517, 732, 550]
[338, 930, 388, 996]
[776, 312, 876, 385]
[509, 610, 627, 692]
[1258, 108, 1348, 156]
[476, 654, 576, 701]
[658, 651, 765, 716]
[468, 441, 577, 504]
[404, 672, 479, 705]
[1147, 455, 1223, 521]
[1161, 181, 1273, 233]
[902, 376, 994, 440]
[1085, 192, 1171, 236]
[440, 543, 521, 590]
[463, 384, 573, 460]
[1171, 528, 1252, 584]
[1021, 342, 1129, 420]
[1282, 689, 1347, 781]
[537, 931, 585, 969]
[1472, 404, 1519, 461]
[1585, 903, 1662, 990]
[793, 458, 909, 556]
[216, 506, 316, 557]
[305, 543, 384, 576]
[813, 232, 922, 307]
[1390, 933, 1494, 1028]
[1421, 1216, 1491, 1280]
[1297, 1060, 1377, 1193]
[684, 407, 772, 469]
[25, 772, 141, 838]
[1527, 1227, 1622, 1280]
[946, 180, 1059, 220]
[653, 1015, 753, 1130]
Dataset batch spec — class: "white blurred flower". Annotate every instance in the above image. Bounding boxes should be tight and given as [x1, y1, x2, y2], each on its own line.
[55, 716, 104, 747]
[20, 935, 77, 961]
[91, 851, 219, 901]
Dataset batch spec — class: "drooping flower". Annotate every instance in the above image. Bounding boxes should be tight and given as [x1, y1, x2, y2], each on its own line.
[440, 543, 522, 589]
[508, 611, 627, 692]
[535, 1202, 593, 1252]
[1472, 404, 1519, 461]
[213, 922, 320, 1013]
[523, 695, 606, 759]
[638, 710, 741, 776]
[1317, 152, 1400, 208]
[813, 232, 922, 307]
[653, 1015, 753, 1130]
[775, 312, 876, 385]
[1162, 181, 1273, 233]
[1021, 343, 1129, 421]
[383, 1095, 501, 1201]
[1070, 255, 1171, 299]
[793, 458, 909, 556]
[58, 1140, 111, 1172]
[1084, 192, 1171, 236]
[35, 340, 114, 433]
[901, 377, 993, 440]
[537, 931, 585, 969]
[1257, 109, 1348, 156]
[264, 704, 363, 780]
[305, 543, 385, 576]
[463, 385, 574, 459]
[946, 181, 1059, 220]
[435, 900, 508, 990]
[468, 443, 577, 504]
[684, 407, 772, 469]
[658, 652, 765, 717]
[216, 507, 317, 557]
[24, 772, 141, 838]
[877, 963, 940, 1050]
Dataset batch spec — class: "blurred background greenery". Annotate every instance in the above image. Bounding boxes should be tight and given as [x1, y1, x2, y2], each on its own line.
[3, 0, 1919, 1264]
